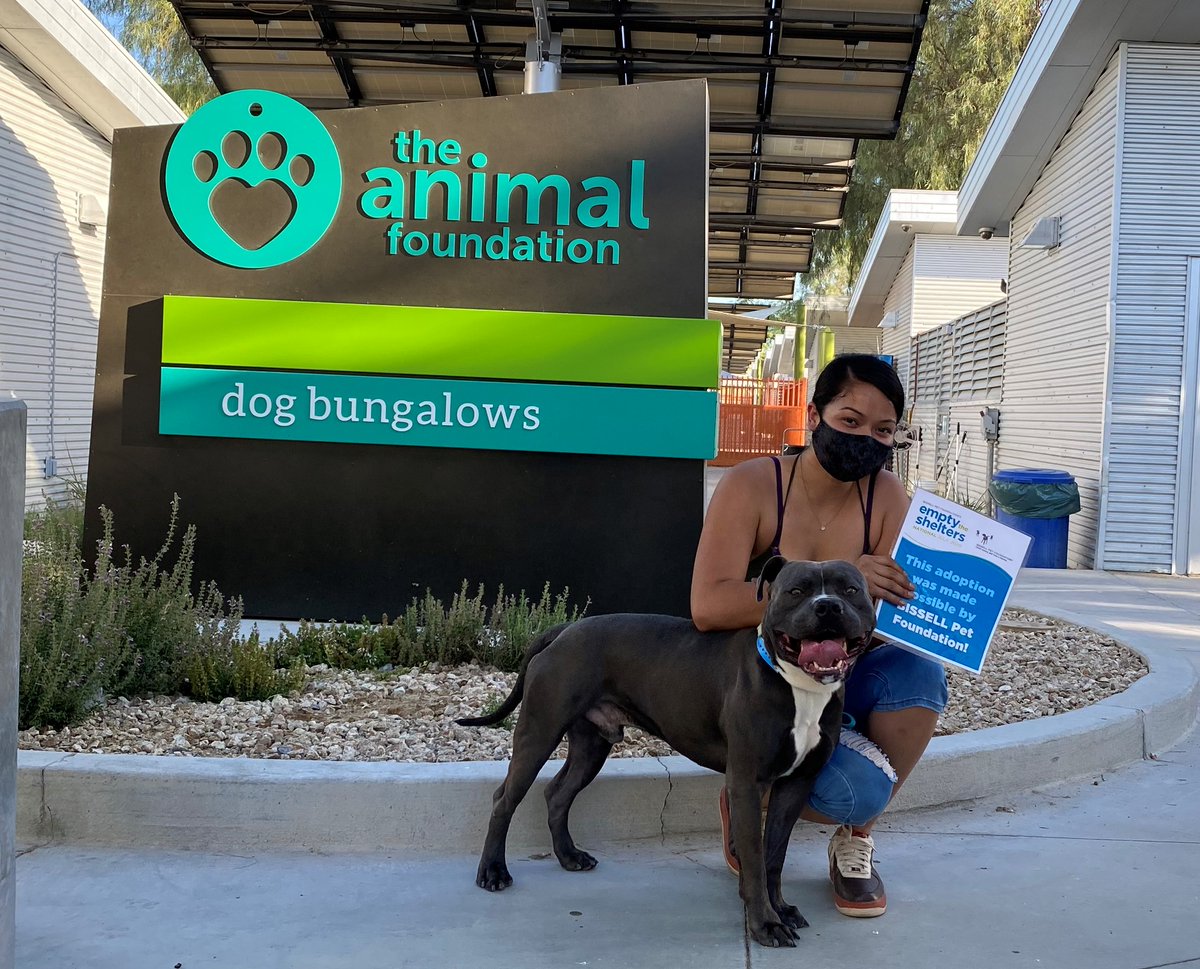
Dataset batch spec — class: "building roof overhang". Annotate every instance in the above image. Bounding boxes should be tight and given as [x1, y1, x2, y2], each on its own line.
[846, 188, 955, 326]
[0, 0, 183, 139]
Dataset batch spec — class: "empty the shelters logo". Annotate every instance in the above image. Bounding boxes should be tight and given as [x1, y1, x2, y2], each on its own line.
[163, 90, 342, 269]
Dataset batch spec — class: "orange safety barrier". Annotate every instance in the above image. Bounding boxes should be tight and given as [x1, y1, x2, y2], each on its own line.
[713, 378, 807, 466]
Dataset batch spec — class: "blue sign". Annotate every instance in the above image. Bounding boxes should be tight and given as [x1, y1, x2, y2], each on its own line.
[875, 490, 1031, 675]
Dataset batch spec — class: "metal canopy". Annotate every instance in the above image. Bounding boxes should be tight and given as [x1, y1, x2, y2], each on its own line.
[709, 310, 773, 373]
[172, 0, 926, 309]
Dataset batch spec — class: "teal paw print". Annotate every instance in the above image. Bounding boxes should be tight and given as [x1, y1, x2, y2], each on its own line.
[164, 90, 342, 269]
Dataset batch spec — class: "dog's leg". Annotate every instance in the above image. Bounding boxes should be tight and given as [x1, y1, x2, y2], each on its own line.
[545, 719, 613, 872]
[476, 715, 566, 892]
[762, 775, 816, 932]
[728, 765, 797, 948]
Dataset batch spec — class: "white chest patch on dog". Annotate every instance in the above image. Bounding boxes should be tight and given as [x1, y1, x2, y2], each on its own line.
[775, 666, 839, 776]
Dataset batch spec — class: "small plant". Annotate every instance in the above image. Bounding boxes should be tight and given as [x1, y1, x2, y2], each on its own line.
[476, 692, 517, 730]
[274, 581, 586, 674]
[183, 629, 305, 703]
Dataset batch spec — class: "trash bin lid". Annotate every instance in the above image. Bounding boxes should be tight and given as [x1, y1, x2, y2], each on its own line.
[993, 468, 1076, 485]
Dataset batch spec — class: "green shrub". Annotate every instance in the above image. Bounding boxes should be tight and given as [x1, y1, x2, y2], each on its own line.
[20, 492, 585, 731]
[19, 496, 265, 730]
[183, 629, 305, 703]
[274, 581, 585, 673]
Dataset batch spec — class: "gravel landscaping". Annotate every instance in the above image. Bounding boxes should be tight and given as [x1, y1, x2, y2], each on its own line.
[18, 610, 1147, 763]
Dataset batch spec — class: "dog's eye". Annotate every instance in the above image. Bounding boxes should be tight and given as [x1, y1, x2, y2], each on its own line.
[789, 588, 803, 597]
[844, 586, 859, 597]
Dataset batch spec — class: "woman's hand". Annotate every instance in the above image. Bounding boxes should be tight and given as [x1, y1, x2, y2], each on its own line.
[855, 553, 916, 606]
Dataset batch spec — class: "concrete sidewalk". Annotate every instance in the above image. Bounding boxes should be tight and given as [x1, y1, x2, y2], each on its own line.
[15, 724, 1198, 969]
[14, 569, 1200, 968]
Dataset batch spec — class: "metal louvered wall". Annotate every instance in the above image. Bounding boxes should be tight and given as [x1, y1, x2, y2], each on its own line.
[0, 45, 110, 508]
[900, 299, 1005, 506]
[911, 235, 1008, 335]
[1103, 43, 1200, 573]
[999, 50, 1121, 569]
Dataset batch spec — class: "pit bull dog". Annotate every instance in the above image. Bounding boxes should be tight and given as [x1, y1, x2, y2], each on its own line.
[456, 557, 877, 947]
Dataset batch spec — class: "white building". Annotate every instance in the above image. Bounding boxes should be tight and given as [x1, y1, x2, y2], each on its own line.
[958, 0, 1200, 573]
[0, 0, 181, 507]
[847, 190, 1008, 503]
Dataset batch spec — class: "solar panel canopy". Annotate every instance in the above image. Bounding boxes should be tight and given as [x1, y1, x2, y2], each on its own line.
[172, 0, 926, 325]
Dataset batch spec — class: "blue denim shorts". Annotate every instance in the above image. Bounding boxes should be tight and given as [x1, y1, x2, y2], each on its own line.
[807, 644, 948, 826]
[843, 642, 949, 724]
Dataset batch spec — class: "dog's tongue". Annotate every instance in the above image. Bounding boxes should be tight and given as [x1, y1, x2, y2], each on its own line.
[798, 638, 848, 666]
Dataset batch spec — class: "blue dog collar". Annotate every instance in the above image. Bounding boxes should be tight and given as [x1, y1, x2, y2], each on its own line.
[758, 629, 859, 731]
[756, 635, 781, 673]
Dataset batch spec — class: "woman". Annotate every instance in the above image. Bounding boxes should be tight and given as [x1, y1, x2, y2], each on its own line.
[691, 354, 947, 918]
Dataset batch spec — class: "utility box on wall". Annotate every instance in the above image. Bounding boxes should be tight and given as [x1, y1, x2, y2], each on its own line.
[84, 81, 714, 620]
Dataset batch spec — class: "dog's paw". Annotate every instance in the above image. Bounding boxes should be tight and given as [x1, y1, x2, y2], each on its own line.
[558, 849, 598, 872]
[774, 902, 808, 931]
[749, 918, 798, 948]
[476, 860, 513, 892]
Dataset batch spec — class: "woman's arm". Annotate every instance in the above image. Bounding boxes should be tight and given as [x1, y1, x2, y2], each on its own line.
[854, 471, 917, 606]
[690, 463, 769, 632]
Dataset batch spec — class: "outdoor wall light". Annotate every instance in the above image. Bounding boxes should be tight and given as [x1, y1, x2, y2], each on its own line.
[77, 193, 107, 228]
[1019, 216, 1060, 250]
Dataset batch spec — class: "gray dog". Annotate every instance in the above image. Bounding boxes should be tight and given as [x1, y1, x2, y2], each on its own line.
[457, 557, 877, 947]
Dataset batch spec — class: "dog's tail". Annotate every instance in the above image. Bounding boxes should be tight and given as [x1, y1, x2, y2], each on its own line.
[455, 621, 572, 727]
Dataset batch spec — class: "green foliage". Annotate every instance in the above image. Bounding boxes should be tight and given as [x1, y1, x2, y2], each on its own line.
[184, 630, 305, 704]
[84, 0, 215, 113]
[19, 496, 257, 729]
[275, 582, 585, 674]
[20, 497, 585, 732]
[806, 0, 1041, 294]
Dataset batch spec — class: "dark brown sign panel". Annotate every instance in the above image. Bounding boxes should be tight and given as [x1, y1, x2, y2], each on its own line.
[85, 81, 710, 619]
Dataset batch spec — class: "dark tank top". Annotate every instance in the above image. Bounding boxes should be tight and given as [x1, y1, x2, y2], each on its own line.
[744, 451, 879, 582]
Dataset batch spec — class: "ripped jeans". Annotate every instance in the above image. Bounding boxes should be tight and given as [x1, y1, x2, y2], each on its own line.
[806, 644, 948, 827]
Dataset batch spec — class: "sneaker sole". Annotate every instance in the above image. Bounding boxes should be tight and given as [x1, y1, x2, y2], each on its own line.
[833, 895, 887, 918]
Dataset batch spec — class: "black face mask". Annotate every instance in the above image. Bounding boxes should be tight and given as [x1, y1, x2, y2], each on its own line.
[811, 421, 893, 482]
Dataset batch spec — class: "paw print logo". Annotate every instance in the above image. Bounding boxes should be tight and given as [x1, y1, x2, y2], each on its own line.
[163, 90, 342, 269]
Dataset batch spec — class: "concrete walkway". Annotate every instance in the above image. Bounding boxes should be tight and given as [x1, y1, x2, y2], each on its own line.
[14, 570, 1200, 968]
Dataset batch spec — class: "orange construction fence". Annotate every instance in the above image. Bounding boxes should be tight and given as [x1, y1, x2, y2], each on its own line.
[713, 377, 808, 467]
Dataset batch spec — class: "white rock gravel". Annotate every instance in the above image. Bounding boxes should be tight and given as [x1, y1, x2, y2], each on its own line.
[18, 610, 1147, 763]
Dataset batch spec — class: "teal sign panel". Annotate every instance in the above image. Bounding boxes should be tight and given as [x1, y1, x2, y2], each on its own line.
[160, 367, 718, 460]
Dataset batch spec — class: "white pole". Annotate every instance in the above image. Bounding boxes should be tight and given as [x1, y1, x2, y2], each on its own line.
[0, 399, 26, 969]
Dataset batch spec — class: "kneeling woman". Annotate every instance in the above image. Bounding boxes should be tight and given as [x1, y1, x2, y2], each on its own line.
[691, 354, 947, 918]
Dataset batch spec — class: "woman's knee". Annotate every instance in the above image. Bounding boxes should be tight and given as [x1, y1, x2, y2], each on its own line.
[808, 737, 896, 827]
[846, 645, 948, 719]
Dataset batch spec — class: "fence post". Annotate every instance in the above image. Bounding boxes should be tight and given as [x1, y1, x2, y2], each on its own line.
[0, 398, 25, 969]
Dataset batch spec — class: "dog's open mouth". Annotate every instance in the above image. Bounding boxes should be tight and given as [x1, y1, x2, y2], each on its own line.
[774, 633, 870, 682]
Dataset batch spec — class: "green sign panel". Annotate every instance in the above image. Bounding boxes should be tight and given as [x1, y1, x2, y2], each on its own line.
[160, 367, 718, 459]
[160, 296, 720, 389]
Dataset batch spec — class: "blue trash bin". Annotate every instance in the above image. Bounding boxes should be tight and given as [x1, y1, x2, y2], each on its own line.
[990, 469, 1079, 569]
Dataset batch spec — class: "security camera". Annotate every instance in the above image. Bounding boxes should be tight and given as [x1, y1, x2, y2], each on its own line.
[900, 223, 912, 233]
[978, 226, 995, 240]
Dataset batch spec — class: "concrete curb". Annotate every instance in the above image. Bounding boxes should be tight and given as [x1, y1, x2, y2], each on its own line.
[17, 600, 1199, 854]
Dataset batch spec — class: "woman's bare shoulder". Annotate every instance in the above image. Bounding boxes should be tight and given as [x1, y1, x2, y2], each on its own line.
[872, 469, 911, 512]
[713, 455, 784, 498]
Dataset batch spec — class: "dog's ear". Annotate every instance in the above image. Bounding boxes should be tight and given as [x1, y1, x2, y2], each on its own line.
[755, 555, 787, 602]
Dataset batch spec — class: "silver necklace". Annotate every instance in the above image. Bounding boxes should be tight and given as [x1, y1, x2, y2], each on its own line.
[797, 454, 855, 532]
